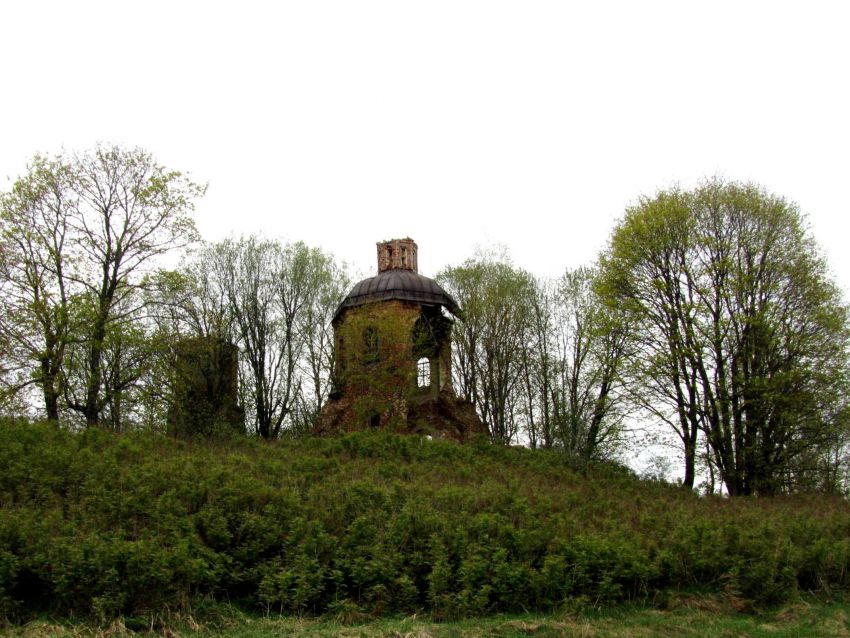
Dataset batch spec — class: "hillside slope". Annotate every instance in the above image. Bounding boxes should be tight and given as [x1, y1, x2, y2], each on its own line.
[0, 420, 848, 622]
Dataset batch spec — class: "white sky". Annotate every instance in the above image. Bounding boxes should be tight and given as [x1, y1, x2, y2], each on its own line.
[1, 1, 849, 291]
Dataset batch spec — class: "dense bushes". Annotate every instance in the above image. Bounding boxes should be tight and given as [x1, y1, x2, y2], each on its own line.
[0, 420, 849, 622]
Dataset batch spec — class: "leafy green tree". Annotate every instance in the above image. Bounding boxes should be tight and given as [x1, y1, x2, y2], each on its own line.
[599, 188, 703, 488]
[599, 179, 850, 494]
[293, 248, 351, 431]
[549, 266, 630, 464]
[183, 237, 348, 438]
[119, 269, 218, 432]
[0, 155, 75, 420]
[66, 146, 203, 426]
[0, 146, 204, 426]
[438, 252, 536, 444]
[517, 275, 557, 449]
[61, 286, 161, 431]
[438, 254, 629, 457]
[196, 237, 288, 438]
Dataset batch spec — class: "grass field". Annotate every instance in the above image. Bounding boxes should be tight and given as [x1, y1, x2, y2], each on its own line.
[2, 420, 850, 630]
[4, 598, 850, 637]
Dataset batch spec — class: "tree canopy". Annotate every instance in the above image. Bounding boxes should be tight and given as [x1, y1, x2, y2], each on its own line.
[0, 146, 204, 426]
[598, 179, 850, 494]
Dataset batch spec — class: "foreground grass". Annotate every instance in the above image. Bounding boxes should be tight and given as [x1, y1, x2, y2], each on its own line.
[2, 420, 850, 621]
[5, 599, 850, 637]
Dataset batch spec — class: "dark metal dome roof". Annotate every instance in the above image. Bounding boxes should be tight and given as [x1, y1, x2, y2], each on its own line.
[334, 269, 460, 320]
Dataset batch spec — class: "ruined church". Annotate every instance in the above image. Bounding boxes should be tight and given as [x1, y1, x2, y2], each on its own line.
[316, 238, 485, 441]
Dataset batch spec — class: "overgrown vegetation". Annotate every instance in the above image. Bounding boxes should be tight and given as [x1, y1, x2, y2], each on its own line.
[2, 146, 849, 493]
[1, 419, 848, 626]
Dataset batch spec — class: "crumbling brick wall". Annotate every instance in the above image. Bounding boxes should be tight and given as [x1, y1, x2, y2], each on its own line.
[167, 336, 244, 438]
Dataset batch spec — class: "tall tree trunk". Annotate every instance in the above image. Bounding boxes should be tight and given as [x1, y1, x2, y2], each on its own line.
[84, 330, 105, 427]
[40, 356, 60, 421]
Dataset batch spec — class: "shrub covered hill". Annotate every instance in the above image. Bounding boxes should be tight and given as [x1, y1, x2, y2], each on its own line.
[1, 419, 849, 623]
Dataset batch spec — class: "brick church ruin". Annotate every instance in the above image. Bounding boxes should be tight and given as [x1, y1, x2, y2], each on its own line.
[316, 238, 485, 441]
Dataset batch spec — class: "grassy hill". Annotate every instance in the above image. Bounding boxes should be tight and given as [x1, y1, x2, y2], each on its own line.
[0, 419, 848, 625]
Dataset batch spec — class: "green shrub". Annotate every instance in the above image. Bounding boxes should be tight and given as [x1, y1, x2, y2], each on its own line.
[1, 418, 849, 622]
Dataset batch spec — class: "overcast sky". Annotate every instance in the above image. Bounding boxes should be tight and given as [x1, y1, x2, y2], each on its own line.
[1, 1, 848, 291]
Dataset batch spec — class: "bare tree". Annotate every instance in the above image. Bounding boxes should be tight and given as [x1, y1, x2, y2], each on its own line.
[516, 276, 556, 449]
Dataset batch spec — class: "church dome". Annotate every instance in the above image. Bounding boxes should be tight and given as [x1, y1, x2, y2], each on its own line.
[334, 268, 460, 321]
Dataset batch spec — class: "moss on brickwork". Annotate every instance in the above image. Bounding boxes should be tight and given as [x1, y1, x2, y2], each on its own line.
[317, 300, 485, 441]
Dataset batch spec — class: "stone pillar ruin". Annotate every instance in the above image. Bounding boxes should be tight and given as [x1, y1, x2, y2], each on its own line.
[167, 336, 244, 438]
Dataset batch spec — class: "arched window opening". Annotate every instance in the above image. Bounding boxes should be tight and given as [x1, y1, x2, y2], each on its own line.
[417, 357, 431, 388]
